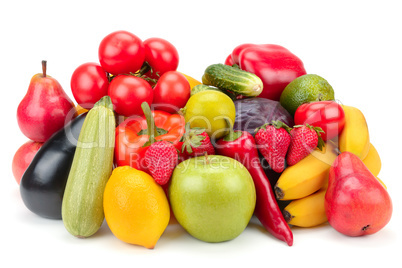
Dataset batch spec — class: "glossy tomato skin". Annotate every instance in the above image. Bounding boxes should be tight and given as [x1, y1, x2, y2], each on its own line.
[143, 37, 179, 77]
[70, 62, 109, 109]
[153, 71, 191, 113]
[108, 75, 153, 117]
[294, 101, 345, 141]
[98, 31, 145, 75]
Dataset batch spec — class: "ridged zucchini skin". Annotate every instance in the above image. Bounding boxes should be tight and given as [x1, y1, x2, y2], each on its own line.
[61, 96, 115, 238]
[202, 63, 263, 97]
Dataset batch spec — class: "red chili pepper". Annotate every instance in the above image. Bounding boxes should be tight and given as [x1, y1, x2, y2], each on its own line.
[216, 126, 293, 246]
[225, 44, 306, 101]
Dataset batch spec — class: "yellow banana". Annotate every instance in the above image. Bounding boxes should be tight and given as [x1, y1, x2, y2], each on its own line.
[275, 142, 338, 200]
[283, 175, 386, 228]
[180, 72, 202, 89]
[358, 143, 386, 188]
[283, 189, 327, 228]
[339, 105, 370, 159]
[319, 143, 382, 190]
[283, 143, 386, 228]
[362, 143, 381, 177]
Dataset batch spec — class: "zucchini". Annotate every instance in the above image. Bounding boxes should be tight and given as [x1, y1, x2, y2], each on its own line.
[62, 96, 115, 238]
[202, 63, 263, 97]
[191, 84, 237, 100]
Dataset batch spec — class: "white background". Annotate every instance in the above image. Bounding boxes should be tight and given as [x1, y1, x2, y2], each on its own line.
[1, 0, 400, 267]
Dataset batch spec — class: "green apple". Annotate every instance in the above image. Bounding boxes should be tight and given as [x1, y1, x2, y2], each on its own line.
[168, 155, 256, 243]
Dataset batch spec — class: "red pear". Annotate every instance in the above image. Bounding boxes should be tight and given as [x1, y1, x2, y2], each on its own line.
[325, 151, 392, 236]
[17, 61, 75, 142]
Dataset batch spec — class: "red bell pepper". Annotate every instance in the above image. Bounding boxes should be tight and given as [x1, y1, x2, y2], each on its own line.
[294, 101, 345, 141]
[115, 102, 185, 172]
[225, 44, 307, 101]
[216, 124, 293, 246]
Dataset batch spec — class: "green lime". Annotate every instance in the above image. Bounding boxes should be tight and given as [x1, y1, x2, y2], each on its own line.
[280, 74, 335, 115]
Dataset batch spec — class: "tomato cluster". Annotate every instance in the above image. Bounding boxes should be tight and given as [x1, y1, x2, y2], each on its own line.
[71, 30, 190, 116]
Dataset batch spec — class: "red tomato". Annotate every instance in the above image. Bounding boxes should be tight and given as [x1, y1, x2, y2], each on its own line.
[153, 71, 191, 113]
[70, 62, 109, 109]
[98, 31, 145, 75]
[108, 75, 153, 117]
[12, 141, 43, 184]
[294, 101, 345, 141]
[143, 37, 179, 77]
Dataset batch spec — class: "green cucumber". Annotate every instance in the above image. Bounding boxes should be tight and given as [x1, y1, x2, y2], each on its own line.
[191, 84, 237, 100]
[62, 96, 115, 238]
[202, 63, 263, 97]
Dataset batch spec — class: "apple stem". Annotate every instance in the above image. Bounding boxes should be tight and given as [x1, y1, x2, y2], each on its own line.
[42, 60, 47, 77]
[204, 152, 209, 164]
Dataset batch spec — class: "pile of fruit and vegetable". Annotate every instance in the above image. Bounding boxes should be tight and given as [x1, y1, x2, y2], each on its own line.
[12, 30, 393, 248]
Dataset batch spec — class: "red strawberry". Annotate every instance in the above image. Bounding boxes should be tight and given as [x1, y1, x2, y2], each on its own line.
[144, 140, 178, 185]
[286, 124, 324, 166]
[254, 121, 291, 173]
[181, 123, 215, 158]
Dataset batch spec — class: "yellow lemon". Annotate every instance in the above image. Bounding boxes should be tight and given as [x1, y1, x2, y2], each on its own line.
[103, 166, 170, 249]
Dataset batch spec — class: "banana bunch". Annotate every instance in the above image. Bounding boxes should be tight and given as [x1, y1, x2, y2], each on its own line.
[275, 141, 338, 201]
[283, 144, 383, 228]
[339, 105, 370, 159]
[277, 104, 383, 228]
[283, 188, 327, 228]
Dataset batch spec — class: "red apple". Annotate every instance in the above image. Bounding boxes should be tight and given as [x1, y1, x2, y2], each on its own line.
[325, 152, 392, 236]
[12, 141, 43, 184]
